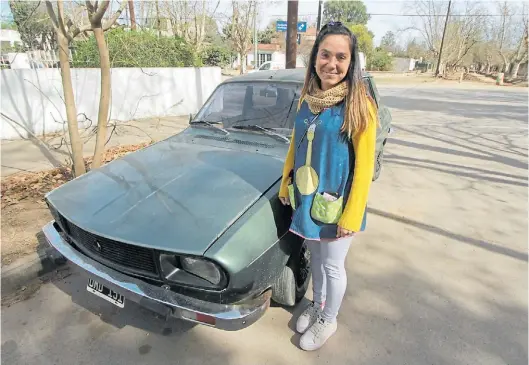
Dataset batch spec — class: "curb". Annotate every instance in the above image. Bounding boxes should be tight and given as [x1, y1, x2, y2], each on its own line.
[1, 246, 67, 295]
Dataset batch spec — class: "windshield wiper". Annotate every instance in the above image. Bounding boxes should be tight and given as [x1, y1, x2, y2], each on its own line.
[191, 120, 229, 135]
[231, 125, 289, 143]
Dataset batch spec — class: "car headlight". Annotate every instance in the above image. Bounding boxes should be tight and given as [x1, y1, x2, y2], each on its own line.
[159, 254, 227, 289]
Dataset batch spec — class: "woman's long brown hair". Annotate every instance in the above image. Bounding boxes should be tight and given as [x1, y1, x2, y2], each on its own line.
[300, 23, 375, 139]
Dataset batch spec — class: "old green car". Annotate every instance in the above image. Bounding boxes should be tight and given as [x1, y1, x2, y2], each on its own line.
[43, 68, 392, 331]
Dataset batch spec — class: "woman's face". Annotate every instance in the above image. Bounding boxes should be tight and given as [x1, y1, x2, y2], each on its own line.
[315, 34, 351, 91]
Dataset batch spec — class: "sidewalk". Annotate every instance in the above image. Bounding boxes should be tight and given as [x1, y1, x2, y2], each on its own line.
[1, 116, 189, 179]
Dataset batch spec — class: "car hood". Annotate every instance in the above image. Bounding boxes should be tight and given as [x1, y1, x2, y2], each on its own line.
[46, 138, 283, 256]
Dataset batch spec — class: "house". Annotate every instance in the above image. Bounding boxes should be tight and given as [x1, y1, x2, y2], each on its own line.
[233, 26, 318, 70]
[0, 29, 22, 50]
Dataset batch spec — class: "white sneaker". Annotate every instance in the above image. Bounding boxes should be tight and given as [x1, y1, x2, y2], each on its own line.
[296, 301, 322, 334]
[299, 316, 338, 351]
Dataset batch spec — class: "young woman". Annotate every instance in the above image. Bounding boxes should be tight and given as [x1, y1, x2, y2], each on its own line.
[278, 22, 378, 351]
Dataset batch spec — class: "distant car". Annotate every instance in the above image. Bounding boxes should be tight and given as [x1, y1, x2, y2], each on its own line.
[248, 61, 285, 73]
[42, 69, 392, 331]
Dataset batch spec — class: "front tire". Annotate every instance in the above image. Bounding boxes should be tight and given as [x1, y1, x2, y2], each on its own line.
[271, 241, 311, 306]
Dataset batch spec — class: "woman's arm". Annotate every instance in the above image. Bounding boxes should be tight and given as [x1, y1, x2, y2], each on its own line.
[337, 100, 378, 232]
[279, 127, 296, 198]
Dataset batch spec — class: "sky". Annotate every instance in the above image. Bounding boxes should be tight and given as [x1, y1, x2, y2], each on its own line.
[258, 0, 419, 45]
[1, 0, 515, 47]
[0, 0, 427, 46]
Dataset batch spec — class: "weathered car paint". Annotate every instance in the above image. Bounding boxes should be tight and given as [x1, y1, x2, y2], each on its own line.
[204, 179, 304, 300]
[45, 135, 285, 256]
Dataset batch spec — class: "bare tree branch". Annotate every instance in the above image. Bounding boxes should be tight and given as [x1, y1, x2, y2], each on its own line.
[102, 1, 127, 30]
[45, 1, 60, 31]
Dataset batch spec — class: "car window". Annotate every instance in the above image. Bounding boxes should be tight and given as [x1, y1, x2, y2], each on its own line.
[260, 63, 271, 70]
[194, 82, 300, 132]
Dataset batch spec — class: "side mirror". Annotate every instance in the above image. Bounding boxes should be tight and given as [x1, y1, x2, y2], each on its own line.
[189, 113, 194, 123]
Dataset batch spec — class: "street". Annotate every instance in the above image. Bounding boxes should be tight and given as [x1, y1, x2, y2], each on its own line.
[2, 84, 527, 365]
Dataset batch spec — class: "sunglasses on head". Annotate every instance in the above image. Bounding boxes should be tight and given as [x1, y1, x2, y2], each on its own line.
[325, 21, 343, 27]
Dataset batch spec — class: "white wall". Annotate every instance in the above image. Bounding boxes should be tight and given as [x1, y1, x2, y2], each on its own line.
[0, 67, 222, 140]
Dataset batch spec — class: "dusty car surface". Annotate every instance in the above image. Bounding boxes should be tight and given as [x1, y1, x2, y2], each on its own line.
[43, 68, 392, 331]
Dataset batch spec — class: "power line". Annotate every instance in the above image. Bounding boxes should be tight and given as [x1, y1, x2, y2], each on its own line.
[268, 13, 527, 17]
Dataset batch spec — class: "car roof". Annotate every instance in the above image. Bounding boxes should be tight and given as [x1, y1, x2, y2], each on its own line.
[225, 68, 371, 85]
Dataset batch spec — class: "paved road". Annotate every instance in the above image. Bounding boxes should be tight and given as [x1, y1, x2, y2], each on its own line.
[2, 84, 528, 365]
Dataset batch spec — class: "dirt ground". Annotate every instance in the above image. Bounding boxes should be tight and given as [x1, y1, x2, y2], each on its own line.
[1, 143, 151, 267]
[1, 198, 52, 266]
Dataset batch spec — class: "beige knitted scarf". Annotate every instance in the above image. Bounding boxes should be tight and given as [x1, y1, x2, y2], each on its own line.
[303, 79, 348, 114]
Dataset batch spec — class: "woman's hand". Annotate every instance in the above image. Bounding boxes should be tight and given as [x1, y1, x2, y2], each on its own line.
[337, 226, 355, 238]
[279, 196, 290, 206]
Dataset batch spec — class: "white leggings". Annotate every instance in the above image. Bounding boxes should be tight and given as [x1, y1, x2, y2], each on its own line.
[307, 237, 352, 323]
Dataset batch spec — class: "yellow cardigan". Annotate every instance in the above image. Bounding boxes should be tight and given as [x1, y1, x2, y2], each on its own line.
[279, 99, 378, 232]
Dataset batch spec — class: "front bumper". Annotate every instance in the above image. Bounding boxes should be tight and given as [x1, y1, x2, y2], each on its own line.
[42, 221, 271, 331]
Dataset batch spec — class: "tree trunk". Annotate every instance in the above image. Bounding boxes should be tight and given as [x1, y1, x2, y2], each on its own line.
[57, 31, 86, 176]
[510, 62, 521, 79]
[128, 0, 136, 30]
[239, 53, 247, 74]
[90, 25, 112, 169]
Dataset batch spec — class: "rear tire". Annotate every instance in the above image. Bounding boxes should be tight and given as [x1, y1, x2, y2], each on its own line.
[272, 241, 311, 306]
[373, 148, 383, 181]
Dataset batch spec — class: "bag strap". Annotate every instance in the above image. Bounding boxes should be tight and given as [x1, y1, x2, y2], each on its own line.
[288, 111, 323, 182]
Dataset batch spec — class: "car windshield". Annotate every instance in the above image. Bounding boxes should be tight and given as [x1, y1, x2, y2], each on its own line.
[193, 81, 300, 134]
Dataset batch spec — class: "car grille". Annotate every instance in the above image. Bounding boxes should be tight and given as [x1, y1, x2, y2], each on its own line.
[62, 220, 159, 278]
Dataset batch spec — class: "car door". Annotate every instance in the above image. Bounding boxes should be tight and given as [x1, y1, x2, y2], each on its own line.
[364, 77, 392, 150]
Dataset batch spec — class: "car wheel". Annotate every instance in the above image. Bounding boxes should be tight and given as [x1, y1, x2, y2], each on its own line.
[271, 241, 311, 306]
[373, 148, 383, 181]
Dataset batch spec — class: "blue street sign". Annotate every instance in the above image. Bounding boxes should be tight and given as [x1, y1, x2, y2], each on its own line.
[297, 22, 307, 33]
[276, 21, 307, 33]
[276, 21, 287, 32]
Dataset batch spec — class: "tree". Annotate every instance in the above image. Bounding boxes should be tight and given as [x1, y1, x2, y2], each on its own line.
[163, 0, 221, 53]
[369, 47, 393, 71]
[45, 0, 125, 176]
[258, 24, 275, 44]
[403, 0, 488, 74]
[225, 1, 257, 74]
[323, 0, 370, 25]
[45, 0, 88, 176]
[85, 1, 127, 169]
[380, 31, 396, 52]
[405, 37, 429, 60]
[1, 20, 18, 30]
[9, 1, 55, 50]
[348, 23, 374, 57]
[201, 44, 234, 66]
[472, 40, 501, 74]
[494, 1, 528, 78]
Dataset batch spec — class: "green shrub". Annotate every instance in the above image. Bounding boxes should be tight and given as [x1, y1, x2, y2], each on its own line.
[72, 28, 202, 68]
[200, 44, 234, 67]
[368, 48, 393, 71]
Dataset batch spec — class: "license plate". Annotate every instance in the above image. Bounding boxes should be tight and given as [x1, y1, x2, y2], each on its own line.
[86, 278, 125, 308]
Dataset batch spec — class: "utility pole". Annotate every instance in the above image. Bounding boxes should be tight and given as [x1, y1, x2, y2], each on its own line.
[253, 2, 258, 69]
[316, 0, 323, 33]
[128, 0, 136, 30]
[286, 0, 299, 69]
[435, 0, 451, 77]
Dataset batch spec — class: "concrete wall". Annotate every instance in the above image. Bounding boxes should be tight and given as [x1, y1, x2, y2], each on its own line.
[0, 67, 222, 140]
[391, 57, 416, 72]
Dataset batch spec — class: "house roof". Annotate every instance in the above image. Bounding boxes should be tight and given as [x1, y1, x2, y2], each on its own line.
[249, 43, 280, 52]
